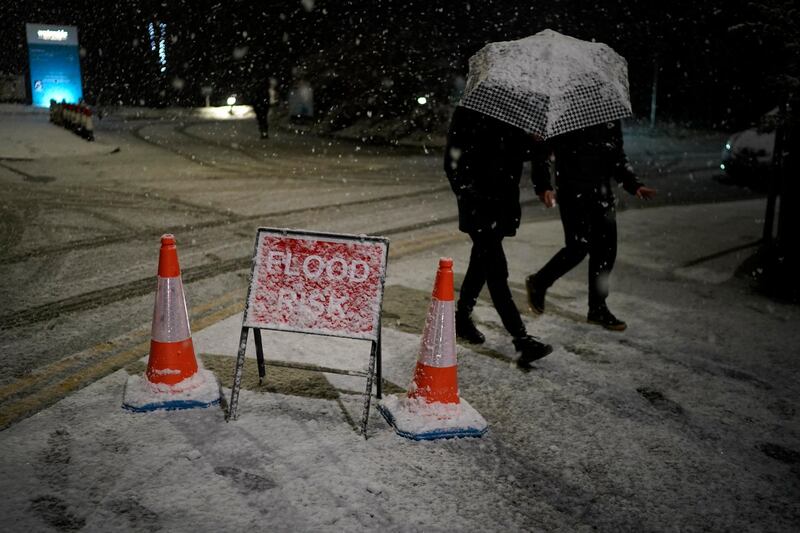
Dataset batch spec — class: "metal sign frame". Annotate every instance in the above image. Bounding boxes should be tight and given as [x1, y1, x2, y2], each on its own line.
[226, 228, 389, 438]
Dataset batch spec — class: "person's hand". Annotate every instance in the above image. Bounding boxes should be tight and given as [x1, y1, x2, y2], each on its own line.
[538, 190, 557, 208]
[635, 186, 657, 200]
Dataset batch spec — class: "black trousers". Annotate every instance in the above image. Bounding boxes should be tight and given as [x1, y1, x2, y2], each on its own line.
[535, 188, 618, 310]
[458, 230, 527, 337]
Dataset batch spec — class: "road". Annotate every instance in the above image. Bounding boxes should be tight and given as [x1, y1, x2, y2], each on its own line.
[0, 112, 761, 428]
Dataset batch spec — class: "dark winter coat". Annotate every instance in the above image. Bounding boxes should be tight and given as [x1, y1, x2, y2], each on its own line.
[531, 120, 642, 199]
[444, 106, 535, 236]
[251, 95, 270, 116]
[246, 82, 270, 113]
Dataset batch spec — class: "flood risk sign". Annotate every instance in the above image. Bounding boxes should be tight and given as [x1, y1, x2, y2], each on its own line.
[229, 228, 390, 431]
[244, 228, 389, 340]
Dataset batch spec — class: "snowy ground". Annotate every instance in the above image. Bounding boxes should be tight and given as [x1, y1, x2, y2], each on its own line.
[0, 103, 797, 531]
[1, 192, 799, 531]
[0, 104, 119, 160]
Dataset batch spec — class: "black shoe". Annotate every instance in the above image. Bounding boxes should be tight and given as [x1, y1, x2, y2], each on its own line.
[525, 275, 546, 314]
[587, 306, 627, 331]
[513, 335, 553, 369]
[456, 309, 485, 344]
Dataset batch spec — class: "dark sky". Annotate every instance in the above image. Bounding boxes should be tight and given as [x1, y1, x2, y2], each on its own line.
[0, 0, 791, 128]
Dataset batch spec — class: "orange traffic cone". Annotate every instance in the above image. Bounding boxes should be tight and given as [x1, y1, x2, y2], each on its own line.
[378, 258, 487, 440]
[123, 234, 220, 412]
[146, 234, 198, 385]
[408, 257, 459, 404]
[82, 107, 95, 141]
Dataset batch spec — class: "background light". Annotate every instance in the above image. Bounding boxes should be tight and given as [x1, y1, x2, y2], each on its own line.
[417, 96, 427, 105]
[41, 88, 80, 105]
[227, 96, 236, 106]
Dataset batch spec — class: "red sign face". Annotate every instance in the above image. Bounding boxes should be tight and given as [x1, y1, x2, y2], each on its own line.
[244, 230, 389, 340]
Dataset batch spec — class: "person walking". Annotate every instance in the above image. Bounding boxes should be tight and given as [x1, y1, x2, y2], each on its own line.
[251, 80, 271, 139]
[527, 120, 657, 331]
[267, 77, 280, 135]
[445, 106, 553, 369]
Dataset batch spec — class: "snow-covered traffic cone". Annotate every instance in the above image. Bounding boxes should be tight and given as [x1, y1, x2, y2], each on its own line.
[122, 234, 220, 412]
[67, 104, 76, 131]
[408, 257, 459, 404]
[76, 106, 86, 138]
[83, 108, 94, 141]
[378, 258, 488, 440]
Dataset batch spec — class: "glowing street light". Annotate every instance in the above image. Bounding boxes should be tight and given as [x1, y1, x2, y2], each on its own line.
[227, 95, 236, 115]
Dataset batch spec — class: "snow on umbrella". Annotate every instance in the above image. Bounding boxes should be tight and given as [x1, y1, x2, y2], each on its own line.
[459, 29, 632, 139]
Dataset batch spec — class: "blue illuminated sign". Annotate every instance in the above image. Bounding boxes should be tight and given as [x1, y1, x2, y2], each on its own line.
[25, 23, 83, 107]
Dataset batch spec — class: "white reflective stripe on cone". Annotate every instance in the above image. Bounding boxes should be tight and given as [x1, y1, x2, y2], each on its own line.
[417, 299, 456, 368]
[151, 277, 192, 342]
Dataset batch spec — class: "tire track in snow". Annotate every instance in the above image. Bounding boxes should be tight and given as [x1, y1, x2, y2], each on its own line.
[0, 207, 459, 330]
[0, 176, 448, 266]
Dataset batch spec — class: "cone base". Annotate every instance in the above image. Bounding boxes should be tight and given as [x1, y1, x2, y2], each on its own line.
[122, 368, 221, 413]
[378, 394, 488, 441]
[123, 397, 221, 413]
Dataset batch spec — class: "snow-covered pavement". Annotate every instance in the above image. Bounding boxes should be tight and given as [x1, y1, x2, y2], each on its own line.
[0, 103, 800, 532]
[2, 185, 798, 530]
[0, 104, 119, 160]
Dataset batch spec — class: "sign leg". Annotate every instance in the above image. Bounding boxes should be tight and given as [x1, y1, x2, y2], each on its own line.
[253, 328, 266, 384]
[227, 326, 249, 421]
[360, 339, 378, 438]
[376, 325, 382, 399]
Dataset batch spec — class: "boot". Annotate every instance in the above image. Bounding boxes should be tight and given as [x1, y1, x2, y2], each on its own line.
[587, 305, 627, 331]
[455, 308, 485, 344]
[513, 335, 553, 370]
[525, 274, 546, 314]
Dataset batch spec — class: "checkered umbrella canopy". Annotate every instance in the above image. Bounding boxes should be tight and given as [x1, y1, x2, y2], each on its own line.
[460, 29, 632, 139]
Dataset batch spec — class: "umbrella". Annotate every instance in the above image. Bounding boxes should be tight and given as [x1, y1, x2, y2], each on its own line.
[459, 29, 632, 139]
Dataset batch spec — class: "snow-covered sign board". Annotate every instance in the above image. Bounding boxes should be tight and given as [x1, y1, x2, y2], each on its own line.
[244, 229, 389, 340]
[229, 228, 390, 434]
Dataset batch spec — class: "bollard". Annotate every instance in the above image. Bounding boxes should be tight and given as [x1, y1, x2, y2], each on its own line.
[83, 107, 94, 141]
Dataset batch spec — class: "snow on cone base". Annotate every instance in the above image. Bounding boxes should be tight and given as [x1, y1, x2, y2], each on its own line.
[123, 235, 220, 412]
[378, 395, 488, 441]
[122, 367, 221, 412]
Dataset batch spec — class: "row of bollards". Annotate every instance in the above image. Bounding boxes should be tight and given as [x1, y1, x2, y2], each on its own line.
[49, 100, 94, 141]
